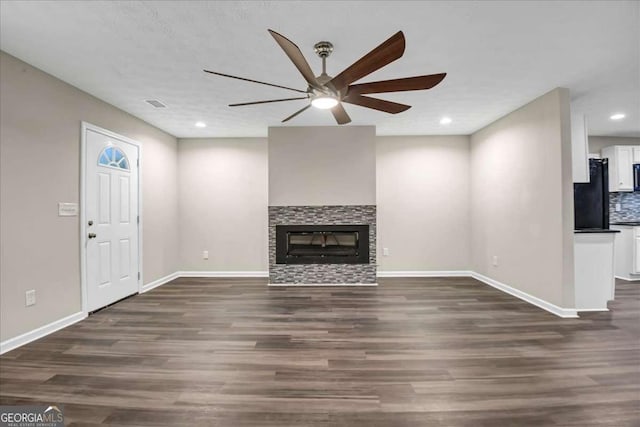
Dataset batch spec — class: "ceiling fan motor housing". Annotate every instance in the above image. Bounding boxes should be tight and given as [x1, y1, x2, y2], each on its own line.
[313, 41, 334, 58]
[312, 41, 340, 97]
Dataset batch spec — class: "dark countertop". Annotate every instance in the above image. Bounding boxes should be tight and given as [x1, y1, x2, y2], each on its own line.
[574, 229, 620, 234]
[610, 221, 640, 226]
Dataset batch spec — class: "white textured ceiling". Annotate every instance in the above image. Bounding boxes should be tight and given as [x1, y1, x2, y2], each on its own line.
[1, 1, 638, 138]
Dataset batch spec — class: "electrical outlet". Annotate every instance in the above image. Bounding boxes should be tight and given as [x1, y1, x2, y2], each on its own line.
[202, 250, 209, 260]
[383, 247, 390, 256]
[492, 256, 499, 267]
[25, 290, 36, 306]
[615, 203, 621, 212]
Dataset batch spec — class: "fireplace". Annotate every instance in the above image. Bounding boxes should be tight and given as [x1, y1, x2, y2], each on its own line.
[269, 205, 376, 284]
[276, 225, 369, 264]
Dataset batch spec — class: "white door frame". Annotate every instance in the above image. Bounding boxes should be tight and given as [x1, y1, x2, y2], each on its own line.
[80, 121, 143, 314]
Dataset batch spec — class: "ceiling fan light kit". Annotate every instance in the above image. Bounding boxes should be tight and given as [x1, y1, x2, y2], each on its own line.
[204, 29, 446, 125]
[311, 95, 338, 109]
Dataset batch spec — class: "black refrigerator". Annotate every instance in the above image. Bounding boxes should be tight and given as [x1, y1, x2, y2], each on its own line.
[574, 158, 609, 229]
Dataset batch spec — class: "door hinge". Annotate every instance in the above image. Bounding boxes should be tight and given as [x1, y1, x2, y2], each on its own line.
[137, 158, 140, 167]
[138, 272, 141, 280]
[137, 215, 140, 224]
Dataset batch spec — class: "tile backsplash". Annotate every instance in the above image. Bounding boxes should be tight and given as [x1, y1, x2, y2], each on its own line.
[610, 192, 640, 222]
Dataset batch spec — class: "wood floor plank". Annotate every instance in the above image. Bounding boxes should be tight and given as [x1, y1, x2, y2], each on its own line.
[0, 277, 638, 426]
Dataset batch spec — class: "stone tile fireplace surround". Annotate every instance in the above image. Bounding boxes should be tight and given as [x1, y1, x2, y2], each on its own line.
[268, 205, 376, 285]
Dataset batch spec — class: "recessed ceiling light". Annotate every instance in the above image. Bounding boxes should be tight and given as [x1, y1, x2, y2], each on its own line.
[440, 117, 452, 125]
[610, 113, 626, 121]
[195, 121, 207, 128]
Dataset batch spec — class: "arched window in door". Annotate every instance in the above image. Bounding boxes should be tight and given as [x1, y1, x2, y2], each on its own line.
[98, 146, 129, 171]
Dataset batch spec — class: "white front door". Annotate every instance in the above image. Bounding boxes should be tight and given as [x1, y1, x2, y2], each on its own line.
[84, 126, 140, 312]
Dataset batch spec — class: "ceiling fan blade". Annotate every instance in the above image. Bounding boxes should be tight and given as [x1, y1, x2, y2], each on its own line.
[342, 93, 411, 114]
[203, 70, 307, 94]
[229, 96, 309, 107]
[282, 105, 312, 122]
[347, 73, 446, 95]
[328, 31, 405, 92]
[331, 103, 352, 125]
[268, 30, 321, 89]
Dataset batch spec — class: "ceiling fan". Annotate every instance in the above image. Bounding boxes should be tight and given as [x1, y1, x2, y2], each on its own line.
[204, 30, 446, 125]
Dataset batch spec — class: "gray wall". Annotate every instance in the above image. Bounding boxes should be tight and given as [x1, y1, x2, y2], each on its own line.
[175, 133, 472, 275]
[0, 51, 179, 342]
[167, 136, 475, 280]
[470, 88, 575, 308]
[177, 138, 268, 272]
[268, 126, 376, 206]
[376, 136, 471, 271]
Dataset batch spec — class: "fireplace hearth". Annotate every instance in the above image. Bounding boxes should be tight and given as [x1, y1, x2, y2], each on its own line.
[276, 225, 369, 264]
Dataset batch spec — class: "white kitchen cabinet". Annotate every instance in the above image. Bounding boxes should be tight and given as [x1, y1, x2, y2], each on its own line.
[611, 225, 640, 280]
[634, 147, 640, 163]
[634, 228, 640, 274]
[571, 113, 589, 183]
[601, 146, 634, 192]
[574, 232, 617, 311]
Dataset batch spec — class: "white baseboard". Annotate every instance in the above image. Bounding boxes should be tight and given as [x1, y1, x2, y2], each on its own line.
[140, 271, 180, 293]
[470, 272, 579, 318]
[268, 283, 378, 287]
[378, 270, 579, 318]
[614, 274, 640, 282]
[177, 270, 269, 278]
[0, 311, 86, 355]
[377, 270, 472, 278]
[576, 308, 610, 312]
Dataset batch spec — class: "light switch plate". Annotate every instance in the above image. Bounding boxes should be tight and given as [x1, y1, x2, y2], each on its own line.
[58, 202, 78, 216]
[383, 248, 390, 256]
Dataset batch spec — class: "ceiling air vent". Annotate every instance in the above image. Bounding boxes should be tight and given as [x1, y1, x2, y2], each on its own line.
[145, 99, 167, 108]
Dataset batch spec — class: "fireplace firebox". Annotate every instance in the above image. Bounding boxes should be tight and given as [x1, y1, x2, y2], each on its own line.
[275, 225, 369, 264]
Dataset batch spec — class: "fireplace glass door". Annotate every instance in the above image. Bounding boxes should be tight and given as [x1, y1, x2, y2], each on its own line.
[276, 225, 369, 264]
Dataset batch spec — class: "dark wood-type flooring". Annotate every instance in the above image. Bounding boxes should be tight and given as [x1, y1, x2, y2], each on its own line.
[1, 277, 639, 426]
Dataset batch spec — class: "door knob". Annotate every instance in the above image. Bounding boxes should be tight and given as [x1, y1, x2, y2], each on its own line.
[88, 233, 97, 239]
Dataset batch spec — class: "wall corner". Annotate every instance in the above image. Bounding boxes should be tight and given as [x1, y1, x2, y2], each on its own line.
[558, 87, 576, 308]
